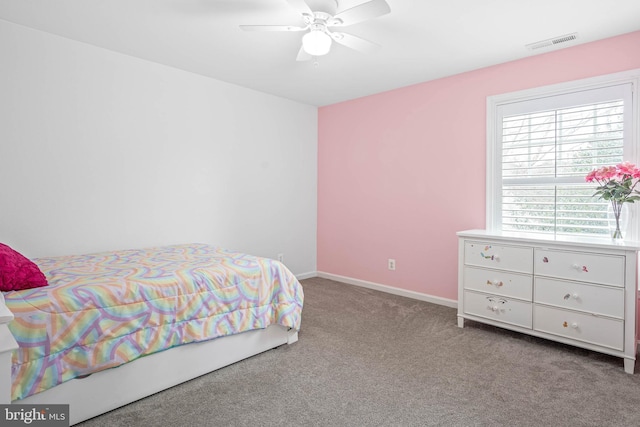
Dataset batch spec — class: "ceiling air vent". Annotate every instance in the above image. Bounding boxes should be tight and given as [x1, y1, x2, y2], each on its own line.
[526, 32, 578, 50]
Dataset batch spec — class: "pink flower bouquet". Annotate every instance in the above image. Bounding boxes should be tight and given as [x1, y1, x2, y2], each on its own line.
[586, 162, 640, 239]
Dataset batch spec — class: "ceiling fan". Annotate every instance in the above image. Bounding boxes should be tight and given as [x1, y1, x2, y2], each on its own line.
[240, 0, 391, 61]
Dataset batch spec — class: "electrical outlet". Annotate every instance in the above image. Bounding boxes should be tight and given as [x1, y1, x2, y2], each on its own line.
[388, 259, 396, 271]
[277, 253, 284, 263]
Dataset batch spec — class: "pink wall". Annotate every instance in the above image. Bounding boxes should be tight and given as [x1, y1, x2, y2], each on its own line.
[318, 31, 640, 301]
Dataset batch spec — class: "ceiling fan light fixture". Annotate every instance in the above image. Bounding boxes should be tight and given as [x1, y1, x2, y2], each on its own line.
[302, 30, 332, 56]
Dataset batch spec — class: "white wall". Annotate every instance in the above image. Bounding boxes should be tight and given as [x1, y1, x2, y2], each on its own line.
[0, 20, 317, 277]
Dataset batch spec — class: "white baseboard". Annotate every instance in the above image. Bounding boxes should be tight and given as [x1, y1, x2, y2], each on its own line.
[316, 272, 458, 309]
[295, 271, 317, 280]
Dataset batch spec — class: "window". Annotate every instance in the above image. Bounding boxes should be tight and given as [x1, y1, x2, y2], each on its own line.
[487, 71, 639, 239]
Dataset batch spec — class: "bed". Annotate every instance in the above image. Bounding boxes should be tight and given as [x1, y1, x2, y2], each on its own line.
[0, 243, 303, 425]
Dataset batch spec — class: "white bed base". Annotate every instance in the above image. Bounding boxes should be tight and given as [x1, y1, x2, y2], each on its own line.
[0, 296, 298, 425]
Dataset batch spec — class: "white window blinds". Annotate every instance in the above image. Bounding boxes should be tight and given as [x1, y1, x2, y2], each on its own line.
[491, 82, 634, 238]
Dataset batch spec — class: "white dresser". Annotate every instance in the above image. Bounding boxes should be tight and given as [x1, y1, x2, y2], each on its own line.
[457, 229, 639, 373]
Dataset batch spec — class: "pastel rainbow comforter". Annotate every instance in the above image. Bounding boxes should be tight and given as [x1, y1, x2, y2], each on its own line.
[3, 244, 304, 401]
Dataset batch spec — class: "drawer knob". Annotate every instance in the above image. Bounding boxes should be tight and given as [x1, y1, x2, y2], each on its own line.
[488, 305, 505, 313]
[486, 297, 506, 313]
[563, 293, 579, 301]
[572, 264, 589, 273]
[486, 279, 504, 287]
[563, 321, 579, 329]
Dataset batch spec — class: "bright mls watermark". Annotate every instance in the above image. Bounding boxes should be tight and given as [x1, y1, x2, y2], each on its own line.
[1, 405, 69, 426]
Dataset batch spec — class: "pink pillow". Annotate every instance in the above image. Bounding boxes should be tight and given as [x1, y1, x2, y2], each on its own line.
[0, 243, 48, 291]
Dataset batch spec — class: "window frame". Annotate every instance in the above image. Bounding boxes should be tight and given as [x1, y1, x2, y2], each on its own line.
[486, 69, 640, 239]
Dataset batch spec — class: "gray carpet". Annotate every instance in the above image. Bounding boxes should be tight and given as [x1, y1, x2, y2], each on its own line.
[78, 277, 640, 426]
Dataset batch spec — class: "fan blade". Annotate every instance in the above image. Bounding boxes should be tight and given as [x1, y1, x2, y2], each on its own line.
[286, 0, 313, 14]
[296, 46, 312, 62]
[331, 0, 391, 26]
[240, 24, 307, 31]
[331, 32, 380, 54]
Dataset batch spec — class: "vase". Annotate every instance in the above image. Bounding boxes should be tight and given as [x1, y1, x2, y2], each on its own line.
[607, 203, 629, 240]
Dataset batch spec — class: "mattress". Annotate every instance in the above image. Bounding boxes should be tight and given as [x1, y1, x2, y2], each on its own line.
[3, 244, 303, 401]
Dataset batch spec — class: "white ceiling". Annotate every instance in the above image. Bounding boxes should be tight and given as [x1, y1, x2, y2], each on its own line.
[1, 0, 640, 106]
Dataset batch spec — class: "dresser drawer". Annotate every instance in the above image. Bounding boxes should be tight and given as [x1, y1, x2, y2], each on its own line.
[534, 277, 624, 318]
[463, 266, 532, 300]
[534, 248, 624, 287]
[465, 242, 533, 273]
[464, 290, 532, 328]
[533, 305, 623, 351]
